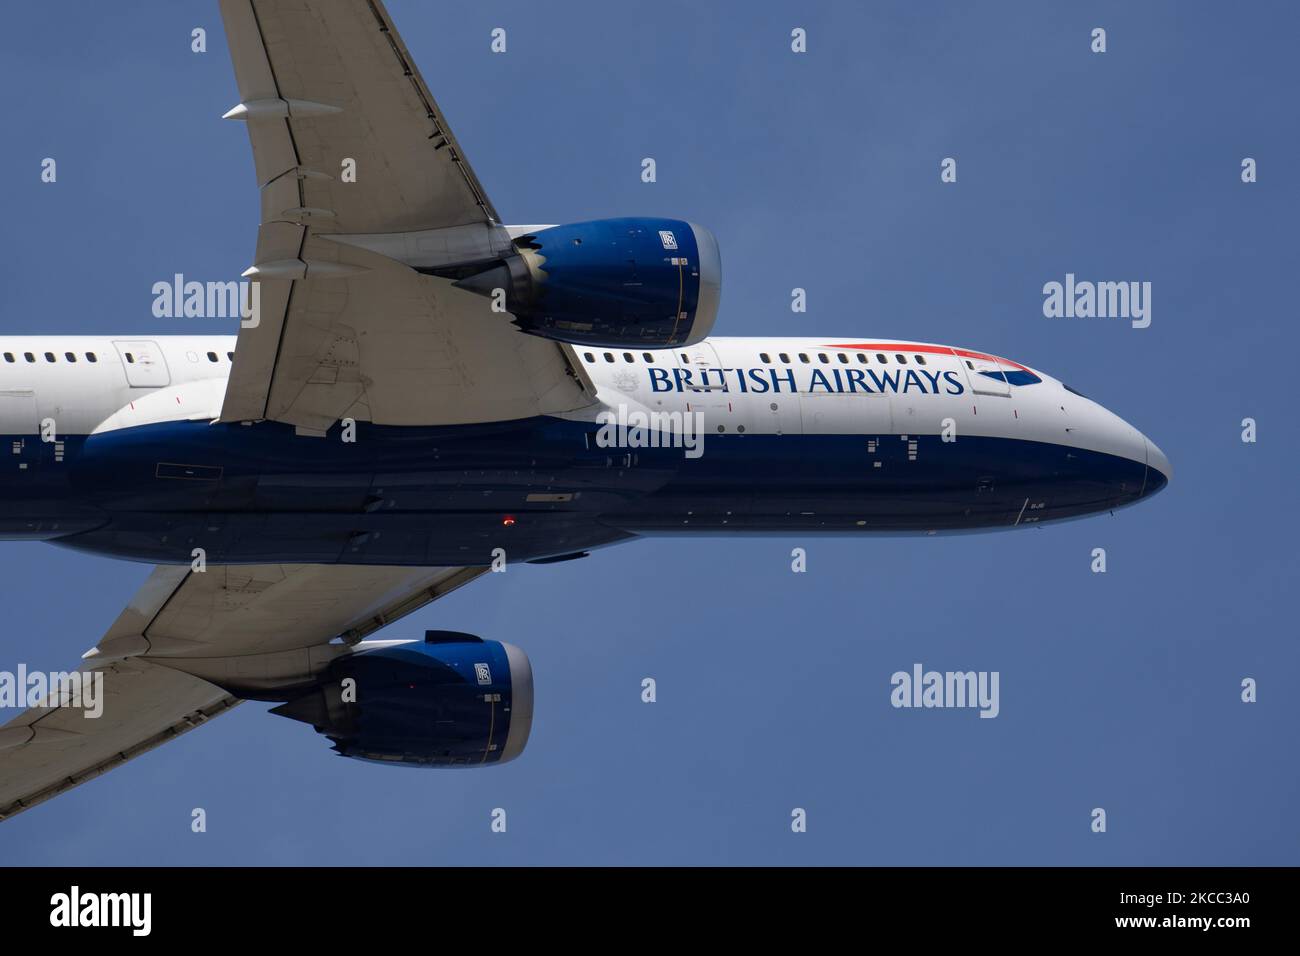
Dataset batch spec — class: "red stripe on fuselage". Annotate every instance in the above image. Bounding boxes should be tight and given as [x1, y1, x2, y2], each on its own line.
[823, 343, 1031, 373]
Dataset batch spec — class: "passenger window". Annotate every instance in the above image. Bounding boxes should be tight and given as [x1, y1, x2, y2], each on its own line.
[915, 355, 926, 365]
[623, 352, 634, 363]
[44, 352, 55, 362]
[584, 352, 595, 362]
[65, 352, 76, 362]
[603, 352, 614, 362]
[876, 353, 887, 363]
[857, 353, 868, 363]
[759, 352, 771, 363]
[207, 351, 218, 362]
[966, 360, 974, 370]
[125, 353, 135, 363]
[227, 352, 234, 361]
[86, 352, 97, 362]
[779, 353, 790, 363]
[896, 354, 907, 364]
[838, 353, 849, 363]
[2, 353, 12, 363]
[24, 353, 35, 363]
[798, 353, 809, 363]
[643, 353, 654, 363]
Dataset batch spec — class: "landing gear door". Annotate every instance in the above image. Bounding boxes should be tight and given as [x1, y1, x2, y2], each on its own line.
[113, 340, 171, 387]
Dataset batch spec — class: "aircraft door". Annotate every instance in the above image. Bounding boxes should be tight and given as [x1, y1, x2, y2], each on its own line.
[675, 341, 743, 435]
[961, 352, 1011, 398]
[113, 340, 171, 387]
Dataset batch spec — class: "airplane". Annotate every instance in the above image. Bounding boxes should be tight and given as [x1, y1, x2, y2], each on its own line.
[0, 0, 1169, 821]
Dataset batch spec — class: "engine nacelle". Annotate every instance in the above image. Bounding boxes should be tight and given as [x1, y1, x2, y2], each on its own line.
[269, 634, 533, 767]
[454, 217, 721, 348]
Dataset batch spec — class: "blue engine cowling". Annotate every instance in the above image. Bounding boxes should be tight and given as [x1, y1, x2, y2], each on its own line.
[453, 217, 721, 348]
[269, 635, 533, 767]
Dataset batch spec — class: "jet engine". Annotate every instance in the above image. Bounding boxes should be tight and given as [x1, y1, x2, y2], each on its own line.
[269, 633, 533, 767]
[449, 217, 721, 348]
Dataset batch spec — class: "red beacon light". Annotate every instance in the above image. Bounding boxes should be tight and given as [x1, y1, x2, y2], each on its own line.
[502, 515, 516, 527]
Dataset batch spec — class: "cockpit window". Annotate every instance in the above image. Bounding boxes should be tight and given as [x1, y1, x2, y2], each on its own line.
[1064, 384, 1089, 399]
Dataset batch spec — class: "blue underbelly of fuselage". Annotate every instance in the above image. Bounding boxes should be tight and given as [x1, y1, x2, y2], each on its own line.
[0, 417, 1159, 565]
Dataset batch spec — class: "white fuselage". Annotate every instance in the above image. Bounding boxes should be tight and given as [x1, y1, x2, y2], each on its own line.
[0, 333, 1163, 471]
[0, 332, 1169, 563]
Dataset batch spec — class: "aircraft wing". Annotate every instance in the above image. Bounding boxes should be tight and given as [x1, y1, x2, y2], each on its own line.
[216, 0, 593, 430]
[0, 562, 485, 821]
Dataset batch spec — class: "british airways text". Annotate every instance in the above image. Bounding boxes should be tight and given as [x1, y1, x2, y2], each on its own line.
[647, 367, 966, 396]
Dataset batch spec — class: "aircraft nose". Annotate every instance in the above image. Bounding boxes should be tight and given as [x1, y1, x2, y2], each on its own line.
[1143, 436, 1172, 497]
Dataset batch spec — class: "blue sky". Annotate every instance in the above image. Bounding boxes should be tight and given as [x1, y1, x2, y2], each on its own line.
[1, 0, 1297, 864]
